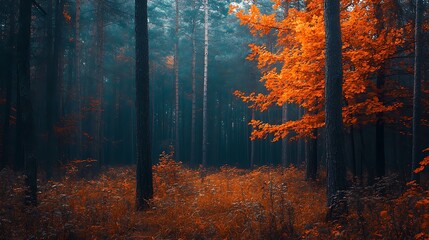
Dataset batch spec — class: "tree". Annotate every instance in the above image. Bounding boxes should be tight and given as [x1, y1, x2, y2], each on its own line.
[202, 0, 209, 167]
[323, 0, 346, 217]
[281, 0, 289, 168]
[411, 0, 423, 182]
[46, 0, 64, 179]
[17, 0, 37, 205]
[94, 0, 105, 164]
[174, 0, 180, 160]
[231, 0, 404, 179]
[190, 0, 197, 167]
[135, 0, 153, 210]
[305, 129, 318, 181]
[0, 0, 17, 170]
[75, 0, 82, 158]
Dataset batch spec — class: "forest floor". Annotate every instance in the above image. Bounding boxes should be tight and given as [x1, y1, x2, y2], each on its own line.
[1, 154, 429, 239]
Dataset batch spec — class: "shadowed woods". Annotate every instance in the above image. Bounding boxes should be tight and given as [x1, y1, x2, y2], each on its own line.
[0, 0, 429, 239]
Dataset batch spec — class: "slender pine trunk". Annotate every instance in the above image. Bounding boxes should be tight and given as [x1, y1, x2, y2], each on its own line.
[94, 0, 105, 164]
[412, 0, 423, 182]
[190, 4, 197, 167]
[305, 129, 318, 181]
[75, 0, 82, 159]
[174, 0, 180, 160]
[17, 0, 37, 205]
[1, 0, 17, 170]
[202, 0, 209, 167]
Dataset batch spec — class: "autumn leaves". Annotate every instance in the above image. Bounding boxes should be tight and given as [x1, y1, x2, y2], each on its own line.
[231, 0, 407, 141]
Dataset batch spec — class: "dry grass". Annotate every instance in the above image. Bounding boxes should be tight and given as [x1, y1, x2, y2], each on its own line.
[1, 152, 428, 239]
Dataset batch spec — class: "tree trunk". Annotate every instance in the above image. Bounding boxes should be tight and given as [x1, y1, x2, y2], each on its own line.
[412, 0, 423, 182]
[281, 0, 289, 167]
[374, 3, 385, 179]
[250, 109, 255, 167]
[190, 0, 197, 167]
[75, 0, 82, 159]
[350, 126, 357, 178]
[305, 129, 318, 181]
[17, 0, 37, 205]
[324, 0, 346, 218]
[135, 0, 153, 210]
[202, 0, 209, 167]
[1, 0, 17, 170]
[281, 104, 288, 167]
[375, 71, 385, 178]
[94, 0, 105, 164]
[297, 107, 304, 165]
[46, 0, 64, 179]
[174, 0, 180, 160]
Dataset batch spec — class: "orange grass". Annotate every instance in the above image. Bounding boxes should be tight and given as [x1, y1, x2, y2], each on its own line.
[1, 154, 428, 239]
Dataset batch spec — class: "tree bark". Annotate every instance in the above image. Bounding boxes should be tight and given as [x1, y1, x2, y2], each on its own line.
[17, 0, 37, 205]
[75, 0, 82, 159]
[250, 109, 255, 167]
[46, 0, 64, 179]
[374, 3, 385, 179]
[202, 0, 209, 167]
[375, 71, 385, 178]
[174, 0, 180, 160]
[135, 0, 153, 210]
[324, 0, 346, 218]
[412, 0, 423, 182]
[1, 0, 17, 170]
[305, 129, 318, 181]
[281, 0, 289, 167]
[190, 0, 197, 167]
[94, 0, 105, 164]
[281, 104, 288, 167]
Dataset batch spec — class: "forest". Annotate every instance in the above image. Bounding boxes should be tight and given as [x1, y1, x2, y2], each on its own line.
[0, 0, 429, 239]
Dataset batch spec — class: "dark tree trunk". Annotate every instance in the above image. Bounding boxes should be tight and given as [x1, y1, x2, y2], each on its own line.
[46, 0, 64, 179]
[324, 0, 346, 218]
[281, 104, 288, 167]
[350, 126, 357, 178]
[94, 0, 105, 165]
[374, 3, 385, 179]
[75, 0, 82, 159]
[190, 0, 197, 167]
[305, 129, 318, 181]
[412, 0, 423, 182]
[174, 0, 180, 161]
[250, 109, 255, 168]
[202, 0, 209, 167]
[17, 0, 37, 205]
[135, 0, 153, 210]
[281, 0, 289, 168]
[297, 107, 304, 165]
[375, 71, 385, 178]
[1, 0, 17, 170]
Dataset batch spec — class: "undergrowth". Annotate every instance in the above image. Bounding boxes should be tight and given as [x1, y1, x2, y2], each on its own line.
[0, 152, 428, 239]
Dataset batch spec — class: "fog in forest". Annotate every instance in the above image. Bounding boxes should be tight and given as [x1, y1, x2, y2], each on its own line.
[1, 0, 429, 239]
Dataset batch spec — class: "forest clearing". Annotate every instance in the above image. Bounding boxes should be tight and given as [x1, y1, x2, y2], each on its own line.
[2, 155, 429, 239]
[1, 0, 429, 239]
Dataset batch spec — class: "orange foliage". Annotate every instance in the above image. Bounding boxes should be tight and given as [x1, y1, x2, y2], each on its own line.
[83, 98, 103, 112]
[231, 0, 406, 140]
[1, 158, 428, 239]
[164, 55, 175, 69]
[415, 148, 429, 174]
[115, 47, 133, 62]
[0, 157, 326, 239]
[63, 10, 72, 23]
